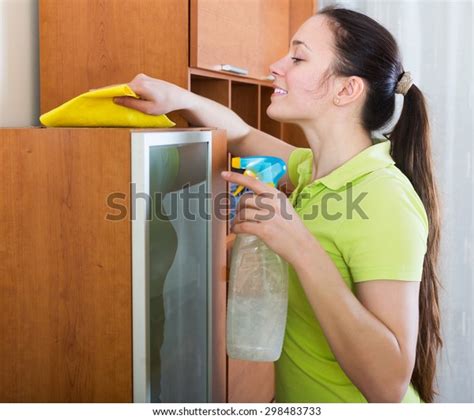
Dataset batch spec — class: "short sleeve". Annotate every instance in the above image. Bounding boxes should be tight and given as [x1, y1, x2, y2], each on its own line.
[288, 148, 313, 188]
[338, 177, 429, 283]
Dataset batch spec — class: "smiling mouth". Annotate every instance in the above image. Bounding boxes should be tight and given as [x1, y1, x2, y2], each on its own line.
[272, 87, 288, 95]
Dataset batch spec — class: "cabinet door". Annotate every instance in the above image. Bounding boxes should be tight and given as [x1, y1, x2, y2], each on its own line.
[190, 0, 290, 80]
[0, 128, 133, 402]
[0, 127, 227, 403]
[131, 129, 227, 403]
[39, 0, 189, 113]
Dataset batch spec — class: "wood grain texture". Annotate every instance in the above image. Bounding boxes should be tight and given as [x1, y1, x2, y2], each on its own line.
[260, 0, 291, 76]
[290, 0, 317, 38]
[260, 86, 282, 139]
[190, 0, 289, 80]
[0, 127, 227, 402]
[39, 0, 189, 113]
[0, 128, 132, 402]
[189, 67, 273, 87]
[230, 82, 258, 129]
[210, 130, 228, 402]
[191, 76, 230, 107]
[282, 123, 308, 148]
[228, 359, 275, 403]
[34, 0, 320, 403]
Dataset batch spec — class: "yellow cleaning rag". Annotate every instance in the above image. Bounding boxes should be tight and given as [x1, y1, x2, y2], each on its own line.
[39, 84, 175, 128]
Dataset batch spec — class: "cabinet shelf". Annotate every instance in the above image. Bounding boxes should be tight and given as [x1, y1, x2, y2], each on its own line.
[189, 67, 273, 87]
[230, 81, 259, 129]
[189, 70, 308, 148]
[190, 75, 230, 106]
[260, 86, 282, 138]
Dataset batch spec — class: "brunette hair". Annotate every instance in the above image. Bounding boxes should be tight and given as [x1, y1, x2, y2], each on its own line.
[318, 5, 443, 402]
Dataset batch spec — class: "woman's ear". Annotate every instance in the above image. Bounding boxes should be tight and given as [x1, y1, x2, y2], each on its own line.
[334, 76, 366, 105]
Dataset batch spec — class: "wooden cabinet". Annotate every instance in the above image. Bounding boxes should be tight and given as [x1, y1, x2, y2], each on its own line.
[39, 0, 189, 114]
[35, 0, 318, 403]
[190, 0, 317, 81]
[0, 128, 133, 402]
[39, 0, 316, 144]
[189, 68, 309, 149]
[0, 127, 227, 402]
[190, 0, 290, 80]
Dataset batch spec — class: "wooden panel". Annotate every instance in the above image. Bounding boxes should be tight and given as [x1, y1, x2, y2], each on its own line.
[39, 0, 188, 113]
[228, 359, 275, 403]
[210, 130, 228, 402]
[281, 123, 308, 148]
[260, 86, 282, 138]
[191, 0, 289, 80]
[190, 67, 273, 87]
[0, 128, 132, 402]
[289, 0, 317, 37]
[230, 82, 258, 129]
[191, 0, 260, 78]
[260, 0, 290, 76]
[191, 76, 230, 107]
[226, 153, 232, 236]
[166, 111, 189, 129]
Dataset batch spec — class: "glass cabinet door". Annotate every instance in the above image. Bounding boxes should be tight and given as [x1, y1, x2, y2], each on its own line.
[132, 131, 212, 403]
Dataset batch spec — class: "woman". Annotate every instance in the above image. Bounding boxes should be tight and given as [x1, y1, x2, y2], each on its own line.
[114, 5, 442, 403]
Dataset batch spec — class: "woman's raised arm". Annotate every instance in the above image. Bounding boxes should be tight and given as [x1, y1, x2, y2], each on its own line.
[114, 74, 297, 190]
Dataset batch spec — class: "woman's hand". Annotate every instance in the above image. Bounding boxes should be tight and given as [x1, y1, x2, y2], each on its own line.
[113, 73, 191, 115]
[223, 171, 315, 267]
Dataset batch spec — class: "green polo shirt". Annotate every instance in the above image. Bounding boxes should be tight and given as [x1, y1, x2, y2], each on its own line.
[275, 138, 428, 403]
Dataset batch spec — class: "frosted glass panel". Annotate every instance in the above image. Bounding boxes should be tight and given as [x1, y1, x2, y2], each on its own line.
[148, 143, 209, 403]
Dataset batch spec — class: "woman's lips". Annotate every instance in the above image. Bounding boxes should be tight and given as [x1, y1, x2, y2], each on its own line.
[272, 87, 288, 96]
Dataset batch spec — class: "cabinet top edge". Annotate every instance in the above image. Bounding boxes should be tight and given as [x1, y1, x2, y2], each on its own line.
[0, 127, 217, 132]
[189, 67, 274, 87]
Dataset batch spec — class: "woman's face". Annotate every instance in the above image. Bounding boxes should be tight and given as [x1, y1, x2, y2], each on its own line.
[267, 15, 336, 124]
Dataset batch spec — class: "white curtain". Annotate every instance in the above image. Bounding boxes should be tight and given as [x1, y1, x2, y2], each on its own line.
[318, 0, 473, 402]
[0, 0, 39, 127]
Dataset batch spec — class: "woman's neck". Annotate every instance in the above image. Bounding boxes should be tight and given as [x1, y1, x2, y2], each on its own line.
[300, 123, 374, 182]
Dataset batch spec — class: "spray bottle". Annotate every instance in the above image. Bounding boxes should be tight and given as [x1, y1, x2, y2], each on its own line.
[226, 156, 289, 361]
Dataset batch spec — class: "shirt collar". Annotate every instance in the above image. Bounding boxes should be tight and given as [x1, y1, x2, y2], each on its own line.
[314, 139, 395, 191]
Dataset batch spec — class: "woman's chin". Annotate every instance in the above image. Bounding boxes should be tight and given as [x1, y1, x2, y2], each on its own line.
[266, 107, 294, 124]
[266, 105, 286, 123]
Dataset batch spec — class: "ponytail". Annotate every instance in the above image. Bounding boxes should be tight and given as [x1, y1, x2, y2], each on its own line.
[389, 84, 443, 403]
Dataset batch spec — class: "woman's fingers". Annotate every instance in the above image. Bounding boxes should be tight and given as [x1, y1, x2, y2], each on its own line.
[114, 74, 190, 116]
[236, 192, 276, 216]
[222, 171, 273, 196]
[234, 204, 276, 225]
[232, 208, 263, 236]
[234, 207, 260, 224]
[128, 78, 153, 100]
[113, 96, 156, 114]
[235, 192, 258, 212]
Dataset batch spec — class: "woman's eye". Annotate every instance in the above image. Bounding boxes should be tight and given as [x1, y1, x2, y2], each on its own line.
[291, 57, 303, 64]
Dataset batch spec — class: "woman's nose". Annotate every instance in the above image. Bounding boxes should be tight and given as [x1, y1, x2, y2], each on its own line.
[269, 58, 285, 78]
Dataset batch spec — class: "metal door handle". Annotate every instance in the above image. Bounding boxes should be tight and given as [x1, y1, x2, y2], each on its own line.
[219, 64, 249, 76]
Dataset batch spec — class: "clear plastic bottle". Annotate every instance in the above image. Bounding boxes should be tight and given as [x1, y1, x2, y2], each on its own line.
[226, 233, 289, 361]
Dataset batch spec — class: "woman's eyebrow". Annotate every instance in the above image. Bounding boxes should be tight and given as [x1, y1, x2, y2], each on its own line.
[291, 39, 312, 52]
